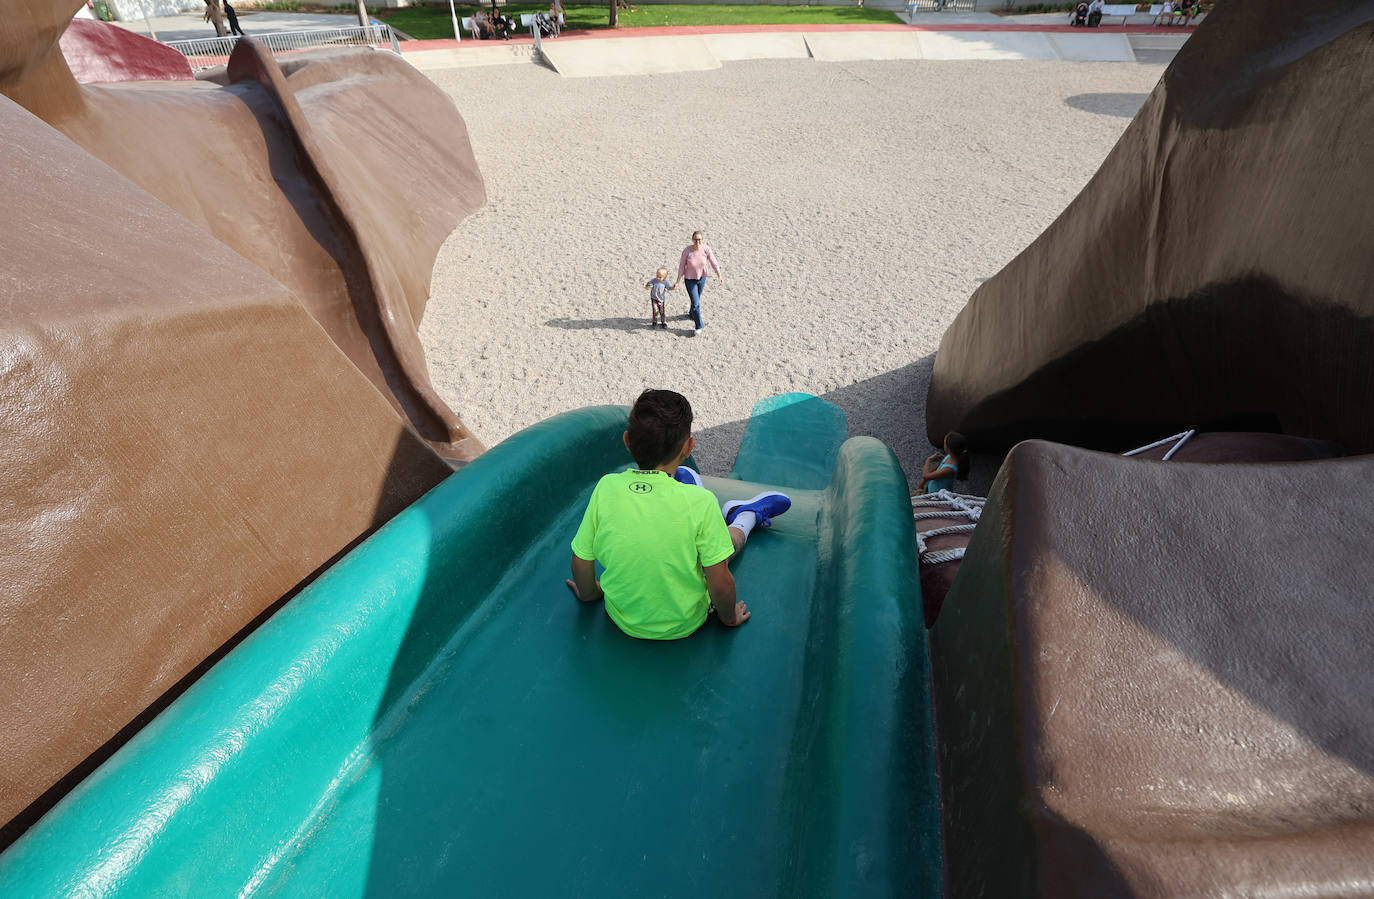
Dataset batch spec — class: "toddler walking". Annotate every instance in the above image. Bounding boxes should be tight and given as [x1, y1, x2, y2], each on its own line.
[644, 268, 674, 329]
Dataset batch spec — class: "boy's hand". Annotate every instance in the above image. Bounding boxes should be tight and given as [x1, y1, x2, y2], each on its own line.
[568, 555, 604, 603]
[565, 578, 602, 603]
[703, 560, 746, 626]
[719, 601, 750, 626]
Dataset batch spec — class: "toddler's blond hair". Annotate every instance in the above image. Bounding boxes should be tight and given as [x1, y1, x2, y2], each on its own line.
[655, 267, 668, 279]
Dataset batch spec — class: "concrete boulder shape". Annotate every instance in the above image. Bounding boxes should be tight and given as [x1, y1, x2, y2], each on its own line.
[932, 441, 1374, 897]
[926, 0, 1374, 454]
[922, 1, 1374, 892]
[1, 3, 483, 843]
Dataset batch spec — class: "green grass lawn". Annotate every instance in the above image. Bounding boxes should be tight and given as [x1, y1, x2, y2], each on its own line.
[377, 4, 901, 40]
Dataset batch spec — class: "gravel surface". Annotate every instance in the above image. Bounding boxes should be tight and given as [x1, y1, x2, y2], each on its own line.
[419, 58, 1164, 490]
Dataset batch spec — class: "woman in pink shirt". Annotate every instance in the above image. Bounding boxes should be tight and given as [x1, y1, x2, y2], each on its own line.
[672, 230, 723, 337]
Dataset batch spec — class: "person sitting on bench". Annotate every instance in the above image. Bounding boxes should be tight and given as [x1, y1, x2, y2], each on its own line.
[471, 8, 493, 38]
[492, 10, 515, 39]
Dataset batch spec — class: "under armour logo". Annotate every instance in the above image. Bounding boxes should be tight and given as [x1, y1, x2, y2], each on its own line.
[629, 481, 652, 494]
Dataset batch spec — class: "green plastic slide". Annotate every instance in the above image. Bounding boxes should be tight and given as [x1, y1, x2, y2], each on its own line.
[0, 394, 941, 897]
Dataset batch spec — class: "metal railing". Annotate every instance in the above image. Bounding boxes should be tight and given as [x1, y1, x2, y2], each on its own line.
[165, 24, 400, 70]
[908, 0, 979, 10]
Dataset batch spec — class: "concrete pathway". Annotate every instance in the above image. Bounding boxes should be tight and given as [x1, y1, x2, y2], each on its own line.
[402, 21, 1194, 76]
[104, 9, 1195, 75]
[111, 10, 362, 43]
[905, 10, 1207, 26]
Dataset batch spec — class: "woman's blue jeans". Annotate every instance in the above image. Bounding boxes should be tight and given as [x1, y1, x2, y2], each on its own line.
[684, 277, 705, 329]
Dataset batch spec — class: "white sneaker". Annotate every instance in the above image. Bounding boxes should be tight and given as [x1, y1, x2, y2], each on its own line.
[694, 328, 703, 337]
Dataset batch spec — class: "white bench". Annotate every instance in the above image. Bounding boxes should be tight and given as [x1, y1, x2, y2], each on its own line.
[461, 13, 521, 40]
[1101, 4, 1137, 24]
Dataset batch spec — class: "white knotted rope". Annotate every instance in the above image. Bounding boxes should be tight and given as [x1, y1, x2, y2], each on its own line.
[911, 489, 986, 562]
[920, 547, 966, 566]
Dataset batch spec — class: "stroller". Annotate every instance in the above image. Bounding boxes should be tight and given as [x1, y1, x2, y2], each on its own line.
[535, 11, 559, 37]
[1070, 1, 1089, 25]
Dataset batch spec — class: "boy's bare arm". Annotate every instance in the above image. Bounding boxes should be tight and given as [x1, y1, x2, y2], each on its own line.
[704, 560, 749, 626]
[566, 554, 603, 603]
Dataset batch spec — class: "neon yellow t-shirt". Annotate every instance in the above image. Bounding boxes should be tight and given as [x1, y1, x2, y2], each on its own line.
[570, 469, 735, 640]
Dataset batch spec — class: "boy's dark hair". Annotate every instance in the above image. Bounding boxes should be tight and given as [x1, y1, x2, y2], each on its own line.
[945, 431, 970, 480]
[627, 389, 692, 469]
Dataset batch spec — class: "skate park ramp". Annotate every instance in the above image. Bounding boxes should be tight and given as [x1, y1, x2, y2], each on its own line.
[537, 27, 1141, 76]
[539, 34, 722, 76]
[0, 397, 942, 898]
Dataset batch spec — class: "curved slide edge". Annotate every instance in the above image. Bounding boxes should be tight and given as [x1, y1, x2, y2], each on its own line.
[790, 435, 943, 897]
[0, 405, 629, 898]
[0, 403, 940, 897]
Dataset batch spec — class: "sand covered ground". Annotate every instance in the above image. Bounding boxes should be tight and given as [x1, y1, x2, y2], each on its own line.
[419, 58, 1166, 490]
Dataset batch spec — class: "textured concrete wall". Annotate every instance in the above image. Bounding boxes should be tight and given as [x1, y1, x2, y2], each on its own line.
[927, 0, 1374, 454]
[1, 6, 484, 844]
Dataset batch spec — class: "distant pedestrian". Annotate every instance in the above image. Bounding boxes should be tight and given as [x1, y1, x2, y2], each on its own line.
[224, 0, 243, 35]
[673, 230, 722, 337]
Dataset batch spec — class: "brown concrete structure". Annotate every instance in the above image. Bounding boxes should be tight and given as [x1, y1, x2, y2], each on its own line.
[927, 0, 1374, 454]
[932, 441, 1374, 897]
[924, 0, 1374, 892]
[1124, 431, 1339, 464]
[1, 5, 484, 840]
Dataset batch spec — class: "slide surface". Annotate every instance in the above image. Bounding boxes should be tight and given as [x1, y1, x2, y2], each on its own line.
[0, 395, 940, 898]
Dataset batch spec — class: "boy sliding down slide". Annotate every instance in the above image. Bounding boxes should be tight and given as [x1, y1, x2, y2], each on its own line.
[566, 389, 791, 639]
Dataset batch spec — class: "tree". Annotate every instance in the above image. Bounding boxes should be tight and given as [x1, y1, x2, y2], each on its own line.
[356, 1, 369, 27]
[609, 0, 634, 26]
